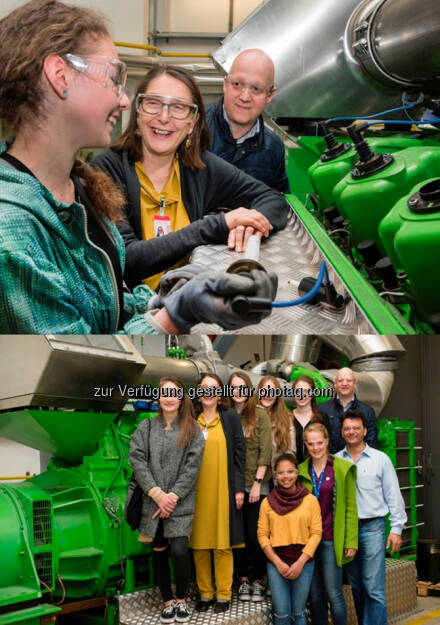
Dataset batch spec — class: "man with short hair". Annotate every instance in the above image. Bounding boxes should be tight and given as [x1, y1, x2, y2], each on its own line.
[336, 411, 406, 625]
[319, 367, 378, 453]
[206, 49, 289, 251]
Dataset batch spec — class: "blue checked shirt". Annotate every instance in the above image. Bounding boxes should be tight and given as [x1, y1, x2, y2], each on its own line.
[336, 444, 407, 535]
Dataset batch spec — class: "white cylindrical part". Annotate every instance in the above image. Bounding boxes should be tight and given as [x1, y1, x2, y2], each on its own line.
[244, 235, 261, 262]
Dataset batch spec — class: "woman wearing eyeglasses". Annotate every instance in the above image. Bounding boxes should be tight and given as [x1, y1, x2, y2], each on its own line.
[93, 65, 288, 291]
[257, 452, 322, 625]
[298, 423, 358, 625]
[0, 1, 277, 334]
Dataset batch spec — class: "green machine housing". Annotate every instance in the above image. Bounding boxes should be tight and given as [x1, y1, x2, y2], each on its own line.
[0, 337, 156, 625]
[377, 418, 423, 557]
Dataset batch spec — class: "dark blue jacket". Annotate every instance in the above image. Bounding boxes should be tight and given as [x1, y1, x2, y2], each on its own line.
[206, 98, 289, 193]
[318, 396, 378, 453]
[93, 149, 288, 288]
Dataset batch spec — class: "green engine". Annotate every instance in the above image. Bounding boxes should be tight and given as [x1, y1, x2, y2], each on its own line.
[0, 410, 154, 625]
[288, 123, 440, 333]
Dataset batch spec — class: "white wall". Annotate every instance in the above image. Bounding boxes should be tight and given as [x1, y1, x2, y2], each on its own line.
[0, 438, 40, 479]
[0, 0, 262, 56]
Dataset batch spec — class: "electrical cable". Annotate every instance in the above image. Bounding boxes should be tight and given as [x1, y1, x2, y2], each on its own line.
[38, 577, 54, 603]
[365, 118, 440, 128]
[328, 102, 418, 123]
[272, 260, 329, 308]
[55, 574, 66, 605]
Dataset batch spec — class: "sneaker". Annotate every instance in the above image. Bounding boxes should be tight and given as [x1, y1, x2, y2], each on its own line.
[160, 602, 176, 624]
[251, 581, 265, 602]
[238, 581, 252, 601]
[175, 602, 190, 623]
[214, 600, 230, 613]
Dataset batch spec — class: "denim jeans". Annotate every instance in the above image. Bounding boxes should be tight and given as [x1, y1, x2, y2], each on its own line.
[344, 517, 387, 625]
[267, 561, 315, 625]
[309, 541, 347, 625]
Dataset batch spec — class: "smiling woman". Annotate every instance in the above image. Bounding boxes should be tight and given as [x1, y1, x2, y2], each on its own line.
[257, 452, 322, 625]
[128, 377, 205, 623]
[298, 423, 358, 625]
[189, 373, 246, 614]
[93, 64, 289, 291]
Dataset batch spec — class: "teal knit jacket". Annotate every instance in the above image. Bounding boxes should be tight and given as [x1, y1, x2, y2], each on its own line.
[0, 148, 157, 334]
[298, 454, 358, 567]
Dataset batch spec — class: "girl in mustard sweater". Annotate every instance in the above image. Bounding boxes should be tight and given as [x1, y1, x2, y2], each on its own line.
[257, 453, 322, 625]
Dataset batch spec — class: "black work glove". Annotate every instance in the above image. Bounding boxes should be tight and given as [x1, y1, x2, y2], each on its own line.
[162, 269, 277, 333]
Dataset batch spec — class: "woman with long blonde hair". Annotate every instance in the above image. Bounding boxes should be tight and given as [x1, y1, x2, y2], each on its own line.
[257, 375, 296, 464]
[228, 371, 272, 602]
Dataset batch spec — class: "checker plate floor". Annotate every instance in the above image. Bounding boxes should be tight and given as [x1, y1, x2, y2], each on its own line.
[119, 587, 271, 624]
[190, 209, 375, 334]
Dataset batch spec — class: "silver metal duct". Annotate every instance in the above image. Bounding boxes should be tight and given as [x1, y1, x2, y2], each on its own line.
[350, 0, 440, 94]
[140, 355, 202, 387]
[270, 335, 322, 363]
[312, 335, 402, 412]
[310, 335, 406, 415]
[308, 335, 405, 413]
[213, 0, 439, 119]
[320, 335, 406, 364]
[248, 334, 405, 414]
[0, 335, 146, 412]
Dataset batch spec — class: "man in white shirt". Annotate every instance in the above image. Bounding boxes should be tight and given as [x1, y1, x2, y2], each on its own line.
[336, 410, 406, 625]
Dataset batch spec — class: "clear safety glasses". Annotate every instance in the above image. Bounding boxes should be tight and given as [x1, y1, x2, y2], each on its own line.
[225, 75, 273, 97]
[136, 93, 198, 121]
[63, 54, 127, 96]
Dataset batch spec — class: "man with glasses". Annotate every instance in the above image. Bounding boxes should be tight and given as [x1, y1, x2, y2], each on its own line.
[206, 49, 289, 194]
[319, 367, 378, 453]
[336, 411, 406, 625]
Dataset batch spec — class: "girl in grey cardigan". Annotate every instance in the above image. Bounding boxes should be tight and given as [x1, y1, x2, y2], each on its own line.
[129, 377, 205, 623]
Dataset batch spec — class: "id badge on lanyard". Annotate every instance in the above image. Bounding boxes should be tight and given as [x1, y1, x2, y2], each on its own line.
[154, 195, 172, 237]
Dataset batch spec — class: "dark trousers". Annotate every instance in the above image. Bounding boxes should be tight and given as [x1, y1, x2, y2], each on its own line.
[152, 520, 190, 602]
[234, 493, 266, 582]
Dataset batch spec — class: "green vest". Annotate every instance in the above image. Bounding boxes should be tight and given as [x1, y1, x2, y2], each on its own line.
[298, 454, 358, 566]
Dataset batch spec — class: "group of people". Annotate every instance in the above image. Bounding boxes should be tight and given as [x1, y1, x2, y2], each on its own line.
[0, 0, 290, 335]
[128, 366, 407, 625]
